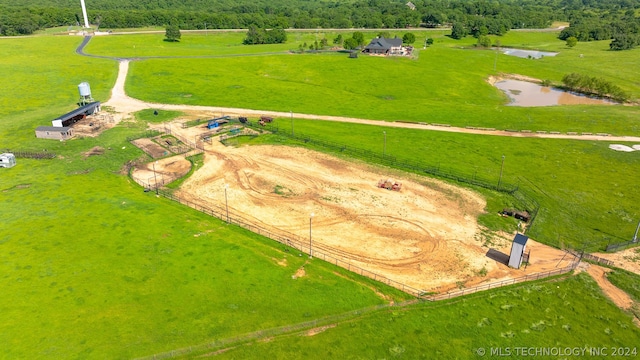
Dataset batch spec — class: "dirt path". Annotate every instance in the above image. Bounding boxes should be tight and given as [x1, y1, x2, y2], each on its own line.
[103, 60, 640, 143]
[592, 248, 640, 274]
[585, 264, 635, 310]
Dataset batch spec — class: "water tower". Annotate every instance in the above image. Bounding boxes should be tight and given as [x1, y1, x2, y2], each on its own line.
[78, 82, 94, 105]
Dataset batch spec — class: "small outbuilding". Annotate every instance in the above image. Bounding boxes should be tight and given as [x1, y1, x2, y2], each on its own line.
[52, 101, 101, 127]
[36, 126, 74, 141]
[508, 233, 529, 269]
[0, 153, 16, 168]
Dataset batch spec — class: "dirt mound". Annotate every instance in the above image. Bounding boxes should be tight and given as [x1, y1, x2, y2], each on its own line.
[131, 155, 192, 189]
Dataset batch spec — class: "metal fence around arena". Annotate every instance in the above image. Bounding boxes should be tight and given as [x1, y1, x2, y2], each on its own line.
[148, 188, 427, 297]
[128, 123, 580, 301]
[426, 263, 578, 301]
[606, 240, 639, 252]
[244, 122, 541, 233]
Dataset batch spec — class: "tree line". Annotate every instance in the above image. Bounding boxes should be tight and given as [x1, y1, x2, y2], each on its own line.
[1, 0, 639, 39]
[561, 73, 629, 102]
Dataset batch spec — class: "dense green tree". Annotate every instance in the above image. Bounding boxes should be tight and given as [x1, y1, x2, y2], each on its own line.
[165, 24, 180, 42]
[333, 34, 343, 45]
[566, 36, 578, 48]
[451, 22, 467, 39]
[343, 37, 358, 50]
[402, 32, 415, 44]
[352, 31, 365, 46]
[610, 34, 638, 50]
[477, 35, 491, 47]
[426, 37, 434, 46]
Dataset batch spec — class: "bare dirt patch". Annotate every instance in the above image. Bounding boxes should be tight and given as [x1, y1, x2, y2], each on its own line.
[592, 248, 640, 275]
[131, 138, 169, 159]
[71, 113, 116, 137]
[83, 146, 104, 158]
[175, 143, 574, 293]
[131, 155, 192, 189]
[586, 264, 635, 310]
[304, 324, 337, 336]
[293, 266, 306, 279]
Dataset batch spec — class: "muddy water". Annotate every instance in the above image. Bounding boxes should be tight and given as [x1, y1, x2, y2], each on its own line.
[495, 79, 617, 107]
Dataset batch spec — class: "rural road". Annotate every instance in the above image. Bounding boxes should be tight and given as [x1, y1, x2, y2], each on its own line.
[87, 37, 640, 143]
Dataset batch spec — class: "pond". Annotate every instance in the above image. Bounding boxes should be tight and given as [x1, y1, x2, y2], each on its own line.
[500, 48, 558, 59]
[494, 79, 617, 107]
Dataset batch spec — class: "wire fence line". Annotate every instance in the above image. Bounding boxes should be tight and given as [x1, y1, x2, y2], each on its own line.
[1, 150, 56, 159]
[606, 239, 639, 252]
[153, 189, 427, 297]
[135, 298, 419, 360]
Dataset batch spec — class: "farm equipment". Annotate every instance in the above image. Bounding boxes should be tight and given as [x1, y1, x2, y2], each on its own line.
[258, 116, 273, 126]
[378, 179, 402, 191]
[501, 208, 531, 222]
[207, 116, 230, 129]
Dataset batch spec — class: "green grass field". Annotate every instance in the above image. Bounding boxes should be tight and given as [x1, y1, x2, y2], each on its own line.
[191, 274, 640, 359]
[233, 122, 640, 251]
[2, 30, 640, 358]
[84, 31, 640, 135]
[0, 124, 410, 358]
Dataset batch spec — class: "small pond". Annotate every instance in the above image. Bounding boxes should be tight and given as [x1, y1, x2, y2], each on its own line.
[500, 48, 558, 59]
[494, 79, 617, 107]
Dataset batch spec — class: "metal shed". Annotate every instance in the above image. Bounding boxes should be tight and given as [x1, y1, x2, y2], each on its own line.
[0, 153, 16, 168]
[52, 101, 101, 127]
[36, 126, 74, 141]
[508, 233, 529, 269]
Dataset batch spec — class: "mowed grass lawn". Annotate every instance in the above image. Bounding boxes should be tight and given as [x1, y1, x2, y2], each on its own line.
[84, 31, 640, 135]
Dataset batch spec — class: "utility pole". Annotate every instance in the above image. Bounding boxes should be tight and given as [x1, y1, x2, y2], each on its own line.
[224, 184, 229, 224]
[309, 213, 314, 258]
[633, 219, 640, 243]
[152, 161, 159, 195]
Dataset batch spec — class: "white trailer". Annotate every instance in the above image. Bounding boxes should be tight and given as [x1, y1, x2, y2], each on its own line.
[0, 153, 16, 168]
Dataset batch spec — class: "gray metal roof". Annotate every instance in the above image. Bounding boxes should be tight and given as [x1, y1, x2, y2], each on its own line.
[54, 101, 100, 122]
[365, 37, 403, 51]
[513, 233, 529, 246]
[36, 126, 72, 132]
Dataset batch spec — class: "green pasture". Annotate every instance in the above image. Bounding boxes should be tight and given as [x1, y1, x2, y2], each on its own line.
[607, 266, 640, 302]
[2, 30, 640, 359]
[0, 36, 117, 149]
[107, 31, 640, 135]
[0, 122, 409, 358]
[226, 120, 640, 251]
[196, 274, 640, 359]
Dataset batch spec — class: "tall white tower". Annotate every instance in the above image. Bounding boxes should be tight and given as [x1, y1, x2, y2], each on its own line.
[80, 0, 90, 28]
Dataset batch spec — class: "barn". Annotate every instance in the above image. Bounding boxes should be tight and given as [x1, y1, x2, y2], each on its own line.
[0, 153, 16, 168]
[51, 101, 101, 127]
[508, 233, 529, 269]
[35, 126, 74, 141]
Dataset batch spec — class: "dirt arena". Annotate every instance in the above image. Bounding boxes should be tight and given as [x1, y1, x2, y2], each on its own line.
[167, 131, 575, 293]
[131, 155, 192, 189]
